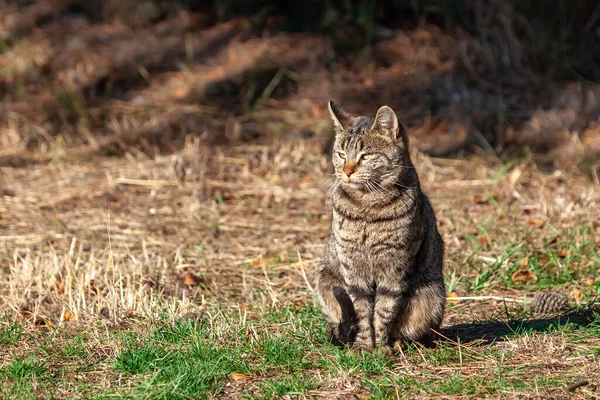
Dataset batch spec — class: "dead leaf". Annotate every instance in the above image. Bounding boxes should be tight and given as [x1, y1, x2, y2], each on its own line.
[230, 373, 252, 381]
[183, 272, 201, 286]
[477, 235, 489, 249]
[354, 394, 371, 400]
[62, 311, 78, 323]
[20, 308, 33, 319]
[519, 258, 529, 268]
[511, 269, 538, 284]
[238, 302, 250, 311]
[569, 287, 583, 302]
[251, 257, 275, 266]
[558, 248, 569, 257]
[473, 194, 488, 204]
[292, 300, 306, 311]
[447, 292, 459, 304]
[525, 218, 545, 228]
[21, 310, 52, 329]
[584, 279, 595, 287]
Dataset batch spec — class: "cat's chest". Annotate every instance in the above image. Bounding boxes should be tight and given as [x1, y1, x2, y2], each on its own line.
[332, 213, 413, 261]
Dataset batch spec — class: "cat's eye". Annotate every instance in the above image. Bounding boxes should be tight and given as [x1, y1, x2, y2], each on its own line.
[361, 153, 373, 161]
[338, 152, 346, 159]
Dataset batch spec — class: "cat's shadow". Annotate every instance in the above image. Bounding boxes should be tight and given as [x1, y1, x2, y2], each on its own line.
[436, 307, 598, 346]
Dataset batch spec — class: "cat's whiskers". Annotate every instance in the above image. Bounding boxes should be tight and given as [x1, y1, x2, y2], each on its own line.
[381, 172, 418, 190]
[321, 179, 336, 190]
[325, 180, 340, 197]
[368, 179, 395, 197]
[366, 181, 383, 196]
[364, 180, 376, 195]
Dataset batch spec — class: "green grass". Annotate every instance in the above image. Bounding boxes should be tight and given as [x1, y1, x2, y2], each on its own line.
[0, 322, 23, 345]
[0, 302, 598, 398]
[0, 356, 53, 399]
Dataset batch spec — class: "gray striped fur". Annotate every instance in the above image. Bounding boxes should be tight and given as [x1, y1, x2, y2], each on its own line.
[316, 101, 446, 350]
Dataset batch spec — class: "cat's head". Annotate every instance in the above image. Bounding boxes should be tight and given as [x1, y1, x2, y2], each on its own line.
[328, 101, 410, 192]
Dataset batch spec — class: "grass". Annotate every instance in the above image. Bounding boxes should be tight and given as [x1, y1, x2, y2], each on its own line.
[457, 223, 600, 297]
[0, 303, 599, 398]
[0, 355, 53, 399]
[0, 322, 23, 346]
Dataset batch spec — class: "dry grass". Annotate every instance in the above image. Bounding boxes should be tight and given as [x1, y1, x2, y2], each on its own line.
[2, 137, 598, 315]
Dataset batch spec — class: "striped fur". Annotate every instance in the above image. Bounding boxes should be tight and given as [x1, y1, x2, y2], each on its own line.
[316, 101, 446, 349]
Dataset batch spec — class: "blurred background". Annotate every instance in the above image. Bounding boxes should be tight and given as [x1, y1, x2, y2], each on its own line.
[1, 0, 599, 169]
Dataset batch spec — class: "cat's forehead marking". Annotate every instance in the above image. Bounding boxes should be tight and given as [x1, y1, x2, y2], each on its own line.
[346, 117, 374, 135]
[337, 115, 396, 152]
[340, 117, 372, 152]
[344, 135, 362, 152]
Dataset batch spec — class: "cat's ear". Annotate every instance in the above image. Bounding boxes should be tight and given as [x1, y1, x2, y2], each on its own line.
[372, 105, 399, 141]
[328, 101, 353, 132]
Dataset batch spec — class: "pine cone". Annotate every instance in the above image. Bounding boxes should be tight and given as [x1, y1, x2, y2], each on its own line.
[528, 292, 570, 314]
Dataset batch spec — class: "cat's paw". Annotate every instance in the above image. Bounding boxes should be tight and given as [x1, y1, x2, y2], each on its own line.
[350, 340, 375, 353]
[374, 333, 392, 348]
[383, 339, 407, 355]
[391, 339, 407, 353]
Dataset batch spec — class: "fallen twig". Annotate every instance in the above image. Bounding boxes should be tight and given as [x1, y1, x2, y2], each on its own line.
[114, 178, 179, 187]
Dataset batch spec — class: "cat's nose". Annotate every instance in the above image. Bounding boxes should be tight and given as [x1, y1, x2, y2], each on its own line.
[343, 162, 357, 177]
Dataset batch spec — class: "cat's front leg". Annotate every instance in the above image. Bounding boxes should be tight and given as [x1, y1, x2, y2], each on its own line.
[316, 252, 360, 346]
[345, 283, 375, 349]
[373, 283, 406, 347]
[316, 267, 344, 334]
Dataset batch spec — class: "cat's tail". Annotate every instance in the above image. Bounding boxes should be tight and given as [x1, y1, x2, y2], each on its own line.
[332, 286, 358, 345]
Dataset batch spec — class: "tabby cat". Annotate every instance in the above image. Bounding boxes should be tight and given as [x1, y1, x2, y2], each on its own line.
[316, 101, 446, 350]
